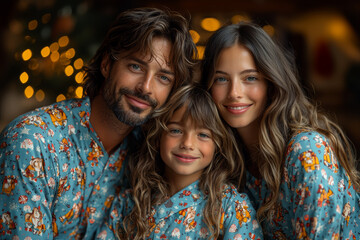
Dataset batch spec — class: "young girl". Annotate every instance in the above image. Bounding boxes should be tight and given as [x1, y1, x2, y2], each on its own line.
[201, 22, 360, 239]
[94, 85, 263, 239]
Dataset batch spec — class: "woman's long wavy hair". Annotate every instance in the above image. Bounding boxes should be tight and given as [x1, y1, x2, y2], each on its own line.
[83, 7, 197, 99]
[201, 22, 360, 221]
[121, 84, 243, 239]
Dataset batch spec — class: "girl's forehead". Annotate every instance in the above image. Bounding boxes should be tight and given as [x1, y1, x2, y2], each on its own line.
[169, 105, 205, 128]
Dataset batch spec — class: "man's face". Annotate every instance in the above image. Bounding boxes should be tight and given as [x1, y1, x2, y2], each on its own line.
[101, 37, 175, 126]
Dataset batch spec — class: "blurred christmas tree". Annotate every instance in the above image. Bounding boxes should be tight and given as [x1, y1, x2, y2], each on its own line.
[1, 0, 135, 108]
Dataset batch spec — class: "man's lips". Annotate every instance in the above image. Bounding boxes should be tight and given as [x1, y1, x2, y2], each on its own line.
[125, 94, 151, 109]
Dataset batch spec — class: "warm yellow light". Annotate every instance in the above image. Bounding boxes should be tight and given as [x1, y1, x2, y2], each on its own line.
[231, 15, 250, 24]
[50, 51, 60, 62]
[41, 46, 50, 57]
[196, 46, 205, 60]
[28, 20, 38, 30]
[73, 58, 84, 70]
[65, 48, 75, 59]
[75, 86, 83, 98]
[35, 89, 45, 102]
[20, 72, 29, 84]
[75, 72, 84, 83]
[58, 36, 69, 47]
[189, 30, 200, 44]
[65, 65, 74, 76]
[22, 49, 32, 61]
[263, 25, 275, 37]
[24, 86, 34, 98]
[56, 94, 66, 102]
[42, 13, 51, 24]
[201, 18, 221, 32]
[50, 42, 59, 52]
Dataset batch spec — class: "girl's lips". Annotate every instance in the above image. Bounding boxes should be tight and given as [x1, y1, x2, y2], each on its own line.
[125, 95, 151, 109]
[173, 153, 198, 163]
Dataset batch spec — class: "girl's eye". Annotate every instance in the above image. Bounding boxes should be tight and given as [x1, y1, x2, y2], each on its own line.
[169, 129, 182, 135]
[198, 132, 211, 139]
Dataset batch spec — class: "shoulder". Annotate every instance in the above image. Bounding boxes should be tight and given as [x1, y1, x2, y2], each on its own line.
[284, 130, 331, 166]
[221, 184, 254, 208]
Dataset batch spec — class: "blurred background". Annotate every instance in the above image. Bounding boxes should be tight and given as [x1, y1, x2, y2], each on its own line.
[0, 0, 359, 155]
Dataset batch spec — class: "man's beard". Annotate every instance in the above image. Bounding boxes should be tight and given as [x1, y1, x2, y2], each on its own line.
[103, 85, 158, 127]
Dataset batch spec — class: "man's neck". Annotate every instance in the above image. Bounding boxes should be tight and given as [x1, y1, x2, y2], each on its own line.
[89, 95, 134, 154]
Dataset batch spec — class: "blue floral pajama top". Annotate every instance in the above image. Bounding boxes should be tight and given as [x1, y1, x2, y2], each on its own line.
[245, 131, 360, 239]
[95, 180, 263, 239]
[0, 97, 140, 239]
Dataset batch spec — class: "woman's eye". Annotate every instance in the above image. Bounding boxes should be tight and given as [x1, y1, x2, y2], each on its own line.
[215, 77, 227, 83]
[246, 76, 257, 82]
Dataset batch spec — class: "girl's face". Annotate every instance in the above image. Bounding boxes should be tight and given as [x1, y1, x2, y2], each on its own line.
[160, 105, 216, 189]
[210, 44, 267, 136]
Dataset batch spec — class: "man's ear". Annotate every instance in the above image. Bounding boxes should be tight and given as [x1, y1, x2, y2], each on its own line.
[101, 55, 110, 78]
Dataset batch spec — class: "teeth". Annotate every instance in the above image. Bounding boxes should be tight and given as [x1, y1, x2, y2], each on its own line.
[227, 106, 248, 110]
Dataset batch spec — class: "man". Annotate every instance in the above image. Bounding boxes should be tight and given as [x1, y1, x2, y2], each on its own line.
[0, 7, 197, 239]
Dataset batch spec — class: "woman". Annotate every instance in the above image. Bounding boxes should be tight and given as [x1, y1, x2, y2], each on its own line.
[201, 21, 360, 239]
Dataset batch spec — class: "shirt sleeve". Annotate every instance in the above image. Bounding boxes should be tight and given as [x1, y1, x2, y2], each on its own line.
[285, 132, 356, 239]
[221, 185, 263, 240]
[0, 120, 58, 239]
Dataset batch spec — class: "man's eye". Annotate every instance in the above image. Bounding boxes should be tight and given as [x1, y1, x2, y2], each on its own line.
[130, 64, 141, 71]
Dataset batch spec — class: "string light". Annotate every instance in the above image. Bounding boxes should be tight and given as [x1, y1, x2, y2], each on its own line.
[65, 48, 75, 59]
[28, 20, 38, 31]
[41, 46, 50, 57]
[75, 86, 83, 98]
[20, 72, 29, 84]
[56, 94, 66, 102]
[22, 49, 32, 61]
[65, 65, 74, 76]
[24, 86, 34, 98]
[75, 72, 84, 83]
[35, 89, 45, 102]
[201, 18, 221, 32]
[196, 46, 205, 59]
[189, 30, 200, 44]
[73, 58, 83, 69]
[50, 42, 59, 52]
[58, 36, 69, 47]
[50, 51, 60, 62]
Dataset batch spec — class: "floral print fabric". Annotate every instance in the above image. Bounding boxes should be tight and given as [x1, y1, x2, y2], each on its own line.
[95, 180, 263, 239]
[245, 131, 360, 239]
[0, 97, 138, 239]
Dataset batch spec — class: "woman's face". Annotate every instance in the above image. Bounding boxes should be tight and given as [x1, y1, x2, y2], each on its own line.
[210, 44, 268, 135]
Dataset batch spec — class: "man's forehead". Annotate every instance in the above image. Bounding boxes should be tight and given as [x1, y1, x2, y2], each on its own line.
[129, 49, 174, 70]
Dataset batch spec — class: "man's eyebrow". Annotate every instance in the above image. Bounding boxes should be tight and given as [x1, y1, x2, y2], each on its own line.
[129, 56, 175, 76]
